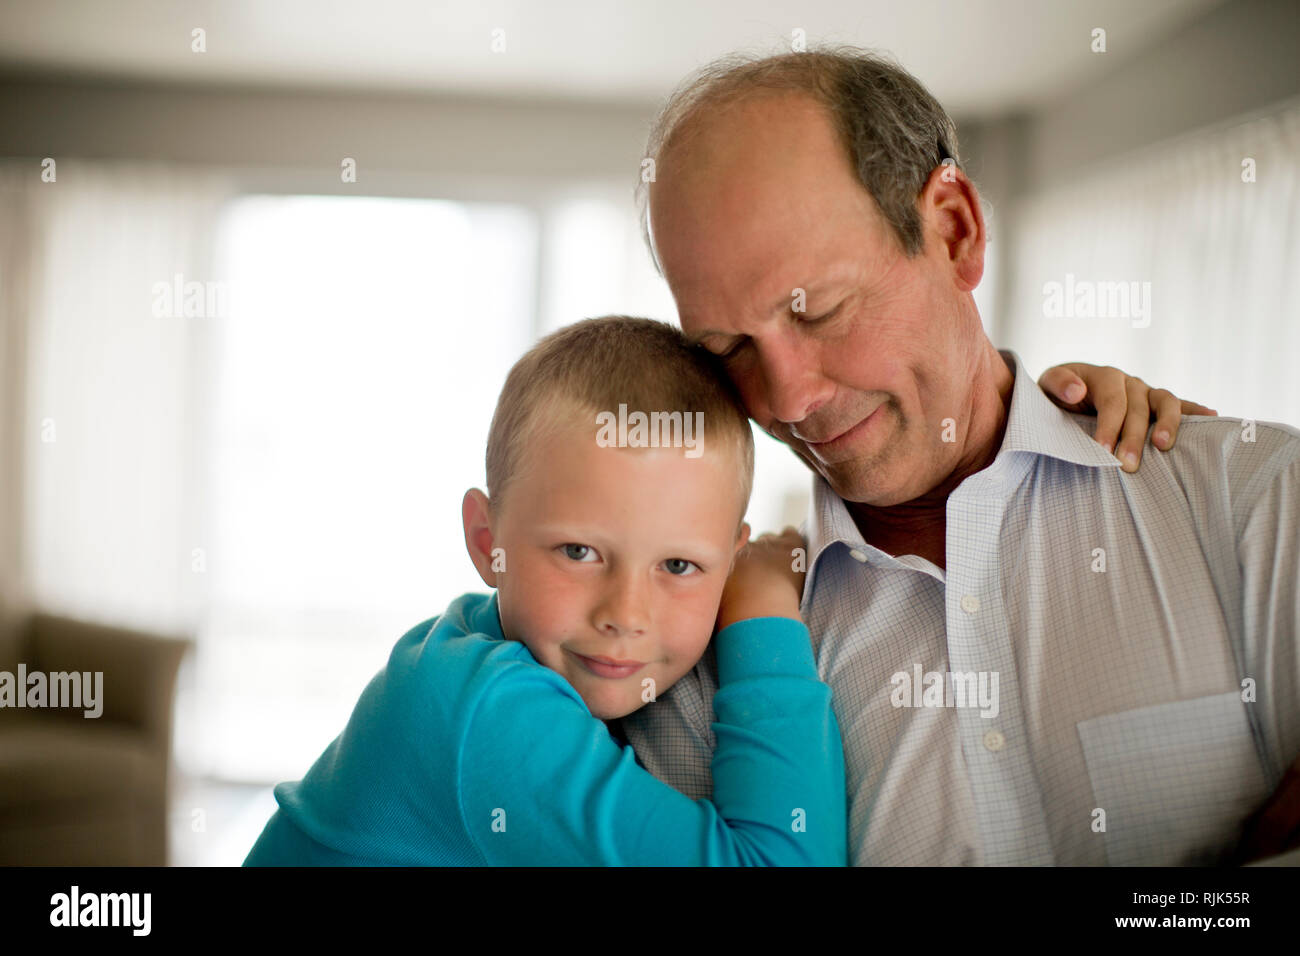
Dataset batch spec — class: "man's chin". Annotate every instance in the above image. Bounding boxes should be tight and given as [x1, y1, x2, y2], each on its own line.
[783, 408, 905, 486]
[817, 457, 921, 508]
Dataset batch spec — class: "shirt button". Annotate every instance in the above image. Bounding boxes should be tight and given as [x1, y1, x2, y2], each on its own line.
[961, 594, 980, 613]
[849, 549, 868, 563]
[983, 730, 1005, 752]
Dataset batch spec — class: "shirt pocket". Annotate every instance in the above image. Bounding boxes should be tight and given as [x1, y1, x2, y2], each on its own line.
[1076, 691, 1272, 865]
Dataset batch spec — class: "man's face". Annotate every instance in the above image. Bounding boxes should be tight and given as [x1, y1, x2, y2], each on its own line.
[649, 92, 984, 506]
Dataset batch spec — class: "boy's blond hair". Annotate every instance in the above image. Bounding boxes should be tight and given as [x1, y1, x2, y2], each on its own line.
[485, 316, 755, 523]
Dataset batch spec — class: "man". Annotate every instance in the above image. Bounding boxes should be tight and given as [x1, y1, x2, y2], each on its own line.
[619, 48, 1299, 865]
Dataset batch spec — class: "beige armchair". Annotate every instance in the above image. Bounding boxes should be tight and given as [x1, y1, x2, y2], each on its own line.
[0, 611, 191, 865]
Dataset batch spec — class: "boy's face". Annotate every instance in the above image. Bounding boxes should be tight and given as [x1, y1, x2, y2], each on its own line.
[464, 416, 749, 720]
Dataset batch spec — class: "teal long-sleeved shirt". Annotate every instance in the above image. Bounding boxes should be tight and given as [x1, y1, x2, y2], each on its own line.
[244, 590, 846, 866]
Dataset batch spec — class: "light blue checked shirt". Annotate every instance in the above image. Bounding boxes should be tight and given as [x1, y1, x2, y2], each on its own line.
[620, 350, 1300, 865]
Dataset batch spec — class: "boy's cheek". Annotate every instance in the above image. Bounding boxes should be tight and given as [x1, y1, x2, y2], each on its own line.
[507, 564, 582, 628]
[671, 582, 726, 634]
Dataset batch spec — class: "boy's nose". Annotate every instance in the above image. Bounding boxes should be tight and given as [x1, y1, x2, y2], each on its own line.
[594, 573, 650, 636]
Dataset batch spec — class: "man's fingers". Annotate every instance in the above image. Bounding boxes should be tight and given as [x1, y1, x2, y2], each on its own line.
[1113, 376, 1152, 473]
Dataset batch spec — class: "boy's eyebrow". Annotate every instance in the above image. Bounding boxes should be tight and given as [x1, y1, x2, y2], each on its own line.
[535, 524, 597, 535]
[531, 524, 611, 542]
[532, 526, 730, 561]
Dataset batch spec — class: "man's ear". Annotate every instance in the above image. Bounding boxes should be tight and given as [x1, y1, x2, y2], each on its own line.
[462, 488, 499, 588]
[919, 162, 986, 293]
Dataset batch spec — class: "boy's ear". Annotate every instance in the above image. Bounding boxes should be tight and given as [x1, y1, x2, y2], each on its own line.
[462, 488, 499, 588]
[729, 521, 751, 570]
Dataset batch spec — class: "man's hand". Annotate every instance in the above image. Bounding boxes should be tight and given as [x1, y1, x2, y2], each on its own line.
[1039, 363, 1218, 473]
[716, 527, 807, 632]
[1231, 753, 1300, 865]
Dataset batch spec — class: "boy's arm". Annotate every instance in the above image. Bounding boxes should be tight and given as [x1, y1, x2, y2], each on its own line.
[454, 614, 845, 866]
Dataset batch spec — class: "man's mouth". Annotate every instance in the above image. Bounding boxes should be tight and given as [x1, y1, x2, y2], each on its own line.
[796, 403, 883, 447]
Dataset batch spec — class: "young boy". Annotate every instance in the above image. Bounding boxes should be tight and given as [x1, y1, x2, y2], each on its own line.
[244, 316, 847, 866]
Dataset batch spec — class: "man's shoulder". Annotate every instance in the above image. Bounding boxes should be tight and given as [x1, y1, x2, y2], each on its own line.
[1067, 411, 1300, 473]
[1162, 414, 1297, 489]
[1067, 411, 1300, 524]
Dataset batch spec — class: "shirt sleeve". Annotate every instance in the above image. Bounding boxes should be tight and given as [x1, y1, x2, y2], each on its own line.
[454, 616, 847, 866]
[1236, 451, 1300, 780]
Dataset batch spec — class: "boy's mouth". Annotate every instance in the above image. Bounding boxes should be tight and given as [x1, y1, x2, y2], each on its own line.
[569, 651, 647, 679]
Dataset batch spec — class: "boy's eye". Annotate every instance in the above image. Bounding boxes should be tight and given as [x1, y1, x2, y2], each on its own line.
[560, 544, 598, 562]
[663, 558, 700, 576]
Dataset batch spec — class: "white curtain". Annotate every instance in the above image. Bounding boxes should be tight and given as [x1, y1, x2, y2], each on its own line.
[0, 160, 233, 635]
[1003, 100, 1300, 427]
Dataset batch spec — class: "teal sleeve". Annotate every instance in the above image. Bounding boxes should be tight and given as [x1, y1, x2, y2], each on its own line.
[458, 616, 847, 866]
[244, 806, 386, 866]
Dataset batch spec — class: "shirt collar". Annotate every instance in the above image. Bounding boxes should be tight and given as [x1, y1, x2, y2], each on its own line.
[802, 350, 1122, 584]
[996, 350, 1126, 468]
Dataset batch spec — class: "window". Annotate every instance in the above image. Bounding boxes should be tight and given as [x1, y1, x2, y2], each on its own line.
[183, 195, 537, 781]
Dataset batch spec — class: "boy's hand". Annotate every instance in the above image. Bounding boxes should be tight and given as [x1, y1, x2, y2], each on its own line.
[1038, 362, 1218, 472]
[716, 527, 807, 632]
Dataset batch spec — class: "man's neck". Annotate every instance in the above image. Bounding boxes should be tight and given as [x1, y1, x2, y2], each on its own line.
[846, 349, 1015, 571]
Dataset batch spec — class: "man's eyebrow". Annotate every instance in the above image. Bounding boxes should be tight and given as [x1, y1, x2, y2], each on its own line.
[684, 298, 800, 345]
[684, 278, 854, 346]
[684, 328, 727, 347]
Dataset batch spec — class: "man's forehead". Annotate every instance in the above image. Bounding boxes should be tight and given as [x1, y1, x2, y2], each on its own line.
[661, 89, 834, 167]
[654, 93, 845, 214]
[651, 93, 872, 253]
[656, 190, 885, 326]
[647, 91, 898, 335]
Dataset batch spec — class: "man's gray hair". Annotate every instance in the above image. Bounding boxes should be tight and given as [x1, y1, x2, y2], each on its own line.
[636, 45, 962, 271]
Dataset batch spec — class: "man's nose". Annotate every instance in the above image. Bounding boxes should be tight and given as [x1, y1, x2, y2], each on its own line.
[594, 568, 651, 636]
[759, 338, 827, 426]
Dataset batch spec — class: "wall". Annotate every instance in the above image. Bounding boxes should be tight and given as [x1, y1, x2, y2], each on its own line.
[0, 73, 658, 199]
[960, 0, 1299, 339]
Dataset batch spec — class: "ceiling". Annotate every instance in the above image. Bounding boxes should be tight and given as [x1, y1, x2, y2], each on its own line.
[0, 0, 1226, 117]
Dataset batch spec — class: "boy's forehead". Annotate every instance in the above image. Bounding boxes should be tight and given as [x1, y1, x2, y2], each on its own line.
[509, 404, 747, 516]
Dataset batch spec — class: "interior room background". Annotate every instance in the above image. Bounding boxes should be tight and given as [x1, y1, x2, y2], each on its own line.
[0, 0, 1296, 864]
